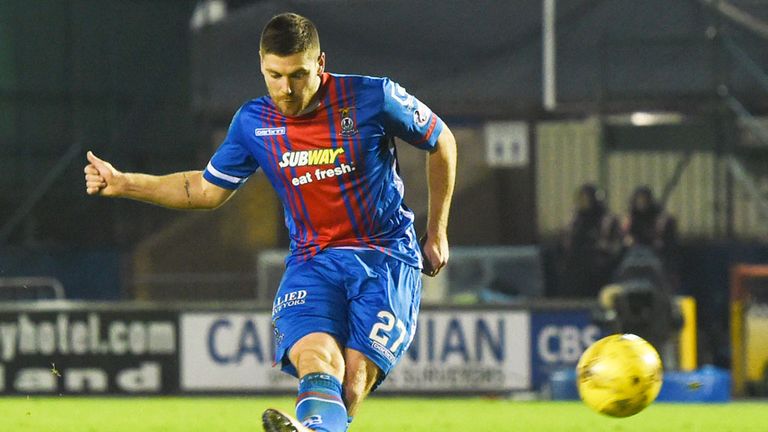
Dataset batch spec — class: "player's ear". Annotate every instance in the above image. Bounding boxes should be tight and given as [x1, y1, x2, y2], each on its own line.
[317, 52, 325, 75]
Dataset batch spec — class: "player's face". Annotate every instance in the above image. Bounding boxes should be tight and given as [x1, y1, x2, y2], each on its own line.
[261, 50, 325, 116]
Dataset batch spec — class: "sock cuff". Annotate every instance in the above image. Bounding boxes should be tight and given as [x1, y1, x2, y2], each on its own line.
[298, 372, 342, 393]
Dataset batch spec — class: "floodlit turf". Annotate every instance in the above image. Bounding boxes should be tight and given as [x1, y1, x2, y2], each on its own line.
[2, 397, 768, 432]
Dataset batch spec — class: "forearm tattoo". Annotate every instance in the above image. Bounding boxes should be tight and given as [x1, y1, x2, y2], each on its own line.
[182, 173, 192, 206]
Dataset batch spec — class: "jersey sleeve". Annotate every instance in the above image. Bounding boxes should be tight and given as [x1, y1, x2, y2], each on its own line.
[381, 78, 444, 151]
[203, 108, 259, 190]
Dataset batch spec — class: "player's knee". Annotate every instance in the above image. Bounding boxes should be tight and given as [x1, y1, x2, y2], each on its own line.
[292, 336, 345, 380]
[297, 346, 345, 378]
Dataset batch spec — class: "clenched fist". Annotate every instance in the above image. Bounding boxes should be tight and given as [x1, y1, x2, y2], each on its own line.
[84, 151, 123, 197]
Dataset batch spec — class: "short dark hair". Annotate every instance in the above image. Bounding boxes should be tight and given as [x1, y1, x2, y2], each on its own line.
[260, 13, 320, 56]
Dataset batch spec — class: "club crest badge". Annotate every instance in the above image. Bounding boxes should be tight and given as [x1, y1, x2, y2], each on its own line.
[339, 107, 358, 136]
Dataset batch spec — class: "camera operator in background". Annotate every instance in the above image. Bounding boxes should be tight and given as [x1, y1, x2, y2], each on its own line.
[558, 184, 622, 298]
[598, 186, 682, 363]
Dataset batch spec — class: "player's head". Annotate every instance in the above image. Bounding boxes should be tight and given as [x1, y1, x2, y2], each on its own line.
[259, 13, 325, 116]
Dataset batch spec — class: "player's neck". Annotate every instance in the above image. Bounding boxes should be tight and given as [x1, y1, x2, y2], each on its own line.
[296, 77, 323, 116]
[296, 96, 321, 116]
[277, 75, 323, 118]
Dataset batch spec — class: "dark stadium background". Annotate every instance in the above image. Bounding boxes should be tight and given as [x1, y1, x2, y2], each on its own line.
[3, 0, 768, 398]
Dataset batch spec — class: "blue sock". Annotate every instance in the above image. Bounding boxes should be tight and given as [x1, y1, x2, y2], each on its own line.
[295, 373, 347, 432]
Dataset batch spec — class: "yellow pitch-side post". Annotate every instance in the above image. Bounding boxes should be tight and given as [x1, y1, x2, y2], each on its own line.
[677, 296, 697, 372]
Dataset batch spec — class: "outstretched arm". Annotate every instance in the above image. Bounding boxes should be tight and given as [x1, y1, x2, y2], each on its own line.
[84, 151, 234, 210]
[422, 125, 457, 276]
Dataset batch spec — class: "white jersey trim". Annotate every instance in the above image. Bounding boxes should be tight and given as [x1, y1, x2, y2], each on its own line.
[206, 162, 247, 184]
[332, 246, 373, 251]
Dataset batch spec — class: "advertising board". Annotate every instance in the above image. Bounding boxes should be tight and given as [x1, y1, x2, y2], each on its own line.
[181, 310, 530, 393]
[529, 309, 602, 390]
[0, 310, 178, 394]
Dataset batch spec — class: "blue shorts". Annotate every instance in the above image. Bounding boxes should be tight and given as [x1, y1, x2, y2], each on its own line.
[271, 248, 421, 388]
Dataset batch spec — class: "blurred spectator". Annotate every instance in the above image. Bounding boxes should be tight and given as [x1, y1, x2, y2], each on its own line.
[558, 184, 622, 297]
[622, 186, 679, 282]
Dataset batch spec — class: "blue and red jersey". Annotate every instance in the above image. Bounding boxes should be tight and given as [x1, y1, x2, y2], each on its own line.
[203, 73, 444, 267]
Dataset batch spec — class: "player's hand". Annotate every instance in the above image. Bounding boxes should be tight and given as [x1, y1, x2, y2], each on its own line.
[420, 233, 449, 277]
[84, 151, 124, 197]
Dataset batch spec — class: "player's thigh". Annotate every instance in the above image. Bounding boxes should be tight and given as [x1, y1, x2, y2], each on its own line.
[345, 253, 421, 381]
[272, 255, 349, 377]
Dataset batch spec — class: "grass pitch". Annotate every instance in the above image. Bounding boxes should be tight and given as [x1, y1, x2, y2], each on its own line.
[3, 397, 767, 431]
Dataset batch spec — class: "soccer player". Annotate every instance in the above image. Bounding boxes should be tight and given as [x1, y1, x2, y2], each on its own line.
[84, 12, 456, 432]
